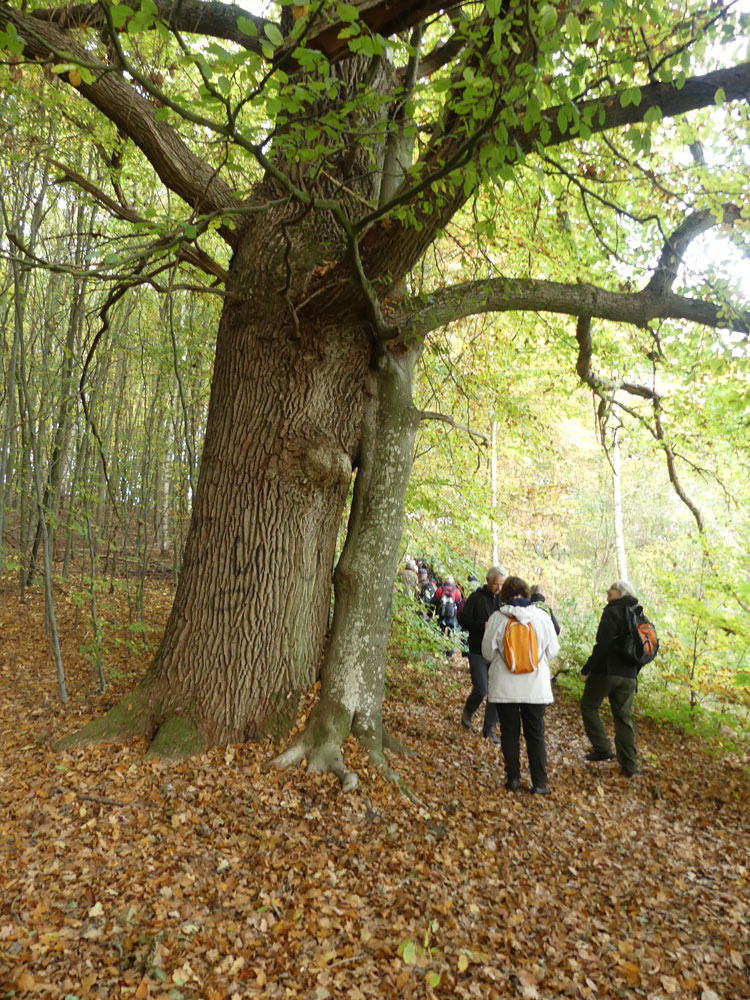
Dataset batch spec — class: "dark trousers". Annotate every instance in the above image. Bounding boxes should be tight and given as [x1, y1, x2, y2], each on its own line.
[580, 673, 638, 775]
[495, 702, 548, 788]
[463, 653, 499, 735]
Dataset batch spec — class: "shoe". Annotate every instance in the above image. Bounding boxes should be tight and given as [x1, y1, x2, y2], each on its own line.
[585, 750, 615, 762]
[505, 777, 521, 791]
[530, 785, 551, 795]
[619, 768, 638, 779]
[461, 709, 473, 731]
[483, 730, 501, 745]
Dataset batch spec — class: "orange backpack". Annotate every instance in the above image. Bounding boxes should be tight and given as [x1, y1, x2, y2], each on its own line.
[503, 617, 539, 674]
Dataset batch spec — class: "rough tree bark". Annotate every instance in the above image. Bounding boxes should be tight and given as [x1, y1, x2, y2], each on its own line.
[60, 225, 372, 755]
[274, 337, 423, 788]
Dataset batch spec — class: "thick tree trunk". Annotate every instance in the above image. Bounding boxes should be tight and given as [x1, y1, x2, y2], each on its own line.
[60, 234, 371, 757]
[274, 339, 423, 788]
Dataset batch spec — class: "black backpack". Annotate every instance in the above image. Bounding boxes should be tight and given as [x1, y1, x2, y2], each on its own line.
[419, 580, 436, 605]
[617, 604, 659, 669]
[439, 589, 457, 623]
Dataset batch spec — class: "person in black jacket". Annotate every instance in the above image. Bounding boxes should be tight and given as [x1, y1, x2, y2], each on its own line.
[580, 580, 640, 777]
[530, 585, 561, 635]
[457, 565, 507, 744]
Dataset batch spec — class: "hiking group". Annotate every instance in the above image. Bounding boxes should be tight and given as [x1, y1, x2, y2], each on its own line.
[403, 560, 657, 795]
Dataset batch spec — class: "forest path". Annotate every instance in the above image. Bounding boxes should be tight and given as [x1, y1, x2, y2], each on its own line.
[0, 577, 748, 999]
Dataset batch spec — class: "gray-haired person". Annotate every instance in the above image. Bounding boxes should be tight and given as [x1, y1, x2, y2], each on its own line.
[580, 580, 640, 777]
[457, 565, 508, 744]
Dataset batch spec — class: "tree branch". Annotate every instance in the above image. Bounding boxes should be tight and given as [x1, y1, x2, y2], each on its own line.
[402, 276, 750, 340]
[313, 34, 750, 313]
[646, 206, 742, 296]
[275, 0, 451, 65]
[419, 409, 489, 445]
[2, 4, 242, 233]
[34, 0, 270, 54]
[515, 61, 750, 153]
[575, 315, 707, 534]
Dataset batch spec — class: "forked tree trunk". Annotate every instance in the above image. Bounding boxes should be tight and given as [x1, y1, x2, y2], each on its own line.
[274, 339, 423, 789]
[60, 237, 371, 757]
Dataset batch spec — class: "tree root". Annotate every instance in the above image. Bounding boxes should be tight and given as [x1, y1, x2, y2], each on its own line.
[145, 714, 205, 761]
[382, 728, 414, 757]
[272, 695, 359, 790]
[273, 738, 359, 791]
[373, 757, 423, 805]
[273, 699, 421, 799]
[56, 687, 151, 751]
[360, 739, 423, 804]
[56, 686, 204, 763]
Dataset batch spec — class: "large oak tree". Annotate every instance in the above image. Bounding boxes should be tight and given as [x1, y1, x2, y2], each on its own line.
[2, 0, 748, 784]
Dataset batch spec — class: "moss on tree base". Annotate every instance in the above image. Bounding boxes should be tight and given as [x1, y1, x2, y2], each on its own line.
[56, 688, 151, 750]
[145, 715, 205, 761]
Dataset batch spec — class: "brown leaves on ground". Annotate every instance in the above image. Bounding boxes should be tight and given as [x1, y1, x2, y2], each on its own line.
[1, 576, 749, 999]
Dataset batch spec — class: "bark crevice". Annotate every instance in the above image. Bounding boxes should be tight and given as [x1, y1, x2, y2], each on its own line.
[273, 339, 423, 790]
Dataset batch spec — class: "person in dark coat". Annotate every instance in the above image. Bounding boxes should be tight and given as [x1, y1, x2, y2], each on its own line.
[530, 585, 561, 635]
[580, 580, 641, 777]
[457, 565, 507, 743]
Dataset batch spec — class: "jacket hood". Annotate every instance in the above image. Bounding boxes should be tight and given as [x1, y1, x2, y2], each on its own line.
[499, 603, 541, 625]
[609, 595, 639, 609]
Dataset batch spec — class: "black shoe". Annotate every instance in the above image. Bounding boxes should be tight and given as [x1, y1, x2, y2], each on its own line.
[619, 768, 638, 779]
[461, 709, 473, 731]
[483, 730, 501, 745]
[505, 777, 521, 791]
[585, 750, 615, 762]
[530, 785, 551, 795]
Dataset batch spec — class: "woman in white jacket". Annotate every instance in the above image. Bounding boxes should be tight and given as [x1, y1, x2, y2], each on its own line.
[481, 576, 560, 794]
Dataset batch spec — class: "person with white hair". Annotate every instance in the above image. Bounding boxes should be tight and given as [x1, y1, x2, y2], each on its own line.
[458, 565, 508, 743]
[580, 580, 640, 777]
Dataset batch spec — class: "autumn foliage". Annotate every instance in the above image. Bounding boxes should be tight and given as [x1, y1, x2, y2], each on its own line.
[1, 576, 748, 999]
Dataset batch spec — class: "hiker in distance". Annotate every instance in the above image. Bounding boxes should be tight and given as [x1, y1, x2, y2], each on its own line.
[580, 580, 641, 778]
[400, 558, 419, 598]
[530, 584, 561, 635]
[458, 565, 507, 744]
[482, 576, 560, 794]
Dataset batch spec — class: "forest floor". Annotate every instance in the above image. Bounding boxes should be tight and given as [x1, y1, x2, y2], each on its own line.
[1, 575, 749, 1000]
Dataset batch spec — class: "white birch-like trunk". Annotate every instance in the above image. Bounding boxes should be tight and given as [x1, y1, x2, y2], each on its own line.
[612, 399, 629, 581]
[491, 418, 499, 565]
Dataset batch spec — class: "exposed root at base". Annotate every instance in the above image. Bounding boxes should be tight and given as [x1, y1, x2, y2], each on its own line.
[272, 694, 359, 789]
[364, 744, 423, 804]
[273, 738, 358, 791]
[382, 728, 414, 757]
[273, 706, 420, 800]
[145, 715, 205, 761]
[56, 687, 205, 763]
[56, 688, 151, 751]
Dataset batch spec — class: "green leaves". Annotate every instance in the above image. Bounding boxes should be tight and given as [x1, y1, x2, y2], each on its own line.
[398, 938, 417, 964]
[236, 16, 258, 38]
[337, 2, 361, 23]
[109, 4, 135, 30]
[620, 87, 642, 109]
[538, 4, 558, 34]
[126, 0, 159, 35]
[263, 22, 284, 48]
[0, 22, 25, 55]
